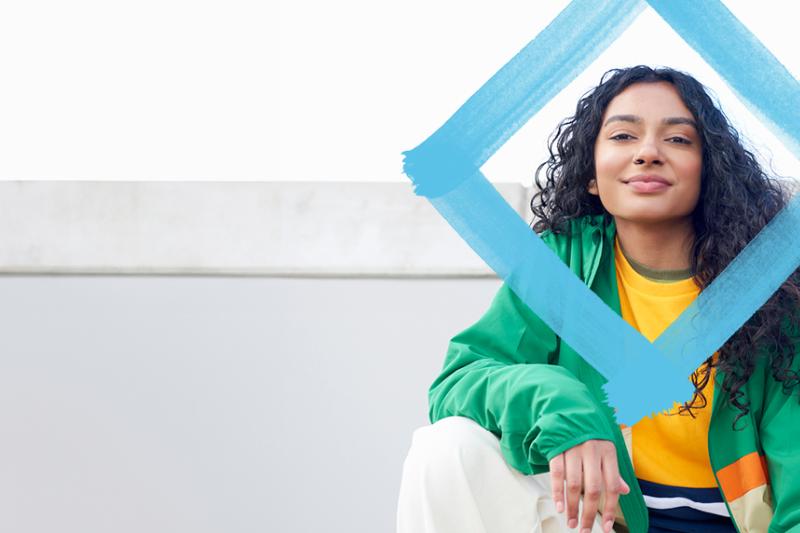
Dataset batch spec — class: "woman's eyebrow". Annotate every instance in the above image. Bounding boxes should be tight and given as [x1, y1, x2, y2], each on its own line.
[602, 114, 697, 129]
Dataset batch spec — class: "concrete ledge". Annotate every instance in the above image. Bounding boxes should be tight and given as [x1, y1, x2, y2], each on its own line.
[0, 181, 534, 276]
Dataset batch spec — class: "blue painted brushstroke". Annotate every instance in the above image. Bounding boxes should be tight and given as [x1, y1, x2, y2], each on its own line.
[403, 0, 646, 198]
[647, 0, 800, 157]
[428, 170, 693, 424]
[654, 194, 800, 374]
[403, 0, 800, 426]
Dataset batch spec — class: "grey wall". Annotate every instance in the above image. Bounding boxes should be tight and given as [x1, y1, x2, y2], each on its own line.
[0, 274, 501, 532]
[0, 181, 519, 531]
[0, 181, 530, 276]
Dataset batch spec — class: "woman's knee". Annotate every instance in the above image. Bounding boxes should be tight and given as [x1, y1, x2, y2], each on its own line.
[406, 416, 502, 470]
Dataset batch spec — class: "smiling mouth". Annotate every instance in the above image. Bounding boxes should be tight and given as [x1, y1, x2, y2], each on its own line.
[625, 180, 670, 193]
[623, 174, 671, 185]
[623, 175, 671, 193]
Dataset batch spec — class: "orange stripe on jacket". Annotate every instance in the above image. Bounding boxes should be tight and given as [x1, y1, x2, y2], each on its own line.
[716, 452, 770, 501]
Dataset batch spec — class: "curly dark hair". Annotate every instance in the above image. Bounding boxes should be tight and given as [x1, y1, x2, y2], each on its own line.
[530, 65, 800, 427]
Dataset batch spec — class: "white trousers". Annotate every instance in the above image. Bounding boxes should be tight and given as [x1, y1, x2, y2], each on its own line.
[396, 416, 616, 533]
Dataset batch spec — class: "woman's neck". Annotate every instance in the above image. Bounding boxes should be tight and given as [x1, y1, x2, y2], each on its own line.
[614, 216, 695, 271]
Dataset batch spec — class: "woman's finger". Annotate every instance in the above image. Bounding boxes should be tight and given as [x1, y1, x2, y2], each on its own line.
[579, 444, 603, 533]
[599, 449, 624, 533]
[549, 453, 566, 514]
[564, 449, 583, 529]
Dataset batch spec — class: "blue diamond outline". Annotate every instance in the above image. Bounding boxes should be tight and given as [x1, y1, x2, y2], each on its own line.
[402, 0, 800, 426]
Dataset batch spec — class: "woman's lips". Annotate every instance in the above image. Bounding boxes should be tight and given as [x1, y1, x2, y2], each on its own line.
[626, 180, 670, 193]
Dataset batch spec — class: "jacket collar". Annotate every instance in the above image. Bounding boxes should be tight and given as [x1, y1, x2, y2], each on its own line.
[580, 214, 615, 289]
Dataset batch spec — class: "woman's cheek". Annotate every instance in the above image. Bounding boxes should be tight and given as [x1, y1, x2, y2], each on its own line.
[595, 180, 623, 215]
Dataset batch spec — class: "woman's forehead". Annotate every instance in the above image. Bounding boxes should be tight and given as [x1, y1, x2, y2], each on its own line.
[603, 82, 694, 122]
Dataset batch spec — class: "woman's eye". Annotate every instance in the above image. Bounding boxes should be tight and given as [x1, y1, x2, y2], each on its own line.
[608, 134, 691, 144]
[668, 136, 691, 144]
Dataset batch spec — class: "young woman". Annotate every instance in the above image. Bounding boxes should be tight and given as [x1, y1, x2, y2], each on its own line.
[396, 66, 800, 533]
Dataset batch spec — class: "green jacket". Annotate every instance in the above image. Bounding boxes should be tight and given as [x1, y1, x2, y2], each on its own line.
[428, 215, 800, 533]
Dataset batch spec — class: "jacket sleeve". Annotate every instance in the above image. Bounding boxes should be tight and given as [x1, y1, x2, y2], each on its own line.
[428, 282, 617, 475]
[760, 350, 800, 532]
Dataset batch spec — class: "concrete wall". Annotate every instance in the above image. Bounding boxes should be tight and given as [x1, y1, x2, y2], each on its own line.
[0, 181, 531, 276]
[0, 181, 514, 532]
[0, 273, 502, 533]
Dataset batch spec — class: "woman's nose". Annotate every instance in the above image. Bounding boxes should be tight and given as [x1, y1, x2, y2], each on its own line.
[633, 140, 663, 165]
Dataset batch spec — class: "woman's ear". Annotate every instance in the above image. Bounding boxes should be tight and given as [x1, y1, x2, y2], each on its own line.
[587, 179, 599, 195]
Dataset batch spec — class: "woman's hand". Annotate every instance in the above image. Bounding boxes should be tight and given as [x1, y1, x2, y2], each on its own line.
[548, 439, 630, 533]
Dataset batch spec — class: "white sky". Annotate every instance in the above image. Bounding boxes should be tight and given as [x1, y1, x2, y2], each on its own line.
[1, 1, 798, 182]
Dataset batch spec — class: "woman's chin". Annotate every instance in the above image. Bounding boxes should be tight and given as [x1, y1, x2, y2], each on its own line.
[609, 211, 692, 227]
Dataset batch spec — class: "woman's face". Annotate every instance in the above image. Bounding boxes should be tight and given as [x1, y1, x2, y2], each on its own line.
[590, 81, 703, 225]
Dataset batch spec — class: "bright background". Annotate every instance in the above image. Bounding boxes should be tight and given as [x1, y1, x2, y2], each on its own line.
[2, 1, 799, 183]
